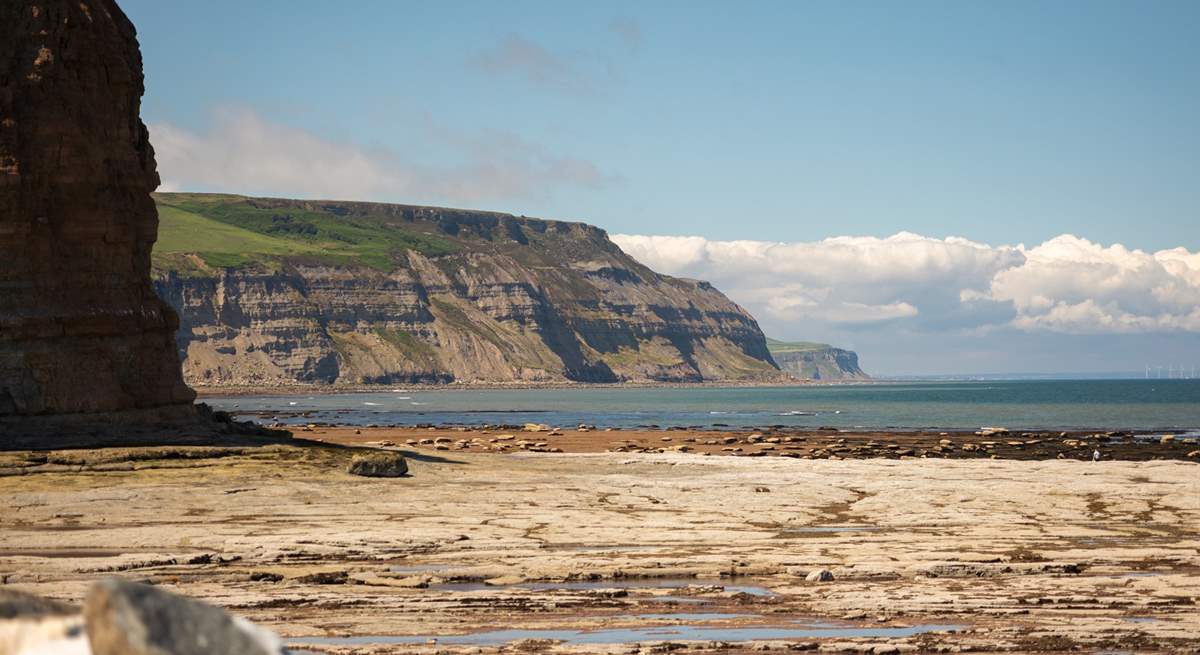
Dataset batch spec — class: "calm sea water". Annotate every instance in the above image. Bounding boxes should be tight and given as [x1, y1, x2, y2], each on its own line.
[212, 379, 1200, 432]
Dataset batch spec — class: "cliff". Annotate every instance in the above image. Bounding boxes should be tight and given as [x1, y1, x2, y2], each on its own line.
[150, 193, 784, 385]
[766, 339, 869, 381]
[0, 1, 195, 420]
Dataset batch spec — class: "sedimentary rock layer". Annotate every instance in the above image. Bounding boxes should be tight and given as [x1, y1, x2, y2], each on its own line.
[0, 1, 195, 418]
[151, 194, 783, 385]
[771, 346, 868, 381]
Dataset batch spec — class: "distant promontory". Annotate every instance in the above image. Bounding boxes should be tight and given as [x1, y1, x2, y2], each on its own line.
[766, 338, 869, 381]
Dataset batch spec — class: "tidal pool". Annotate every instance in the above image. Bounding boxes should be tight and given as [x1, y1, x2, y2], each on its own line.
[292, 622, 964, 646]
[429, 578, 775, 596]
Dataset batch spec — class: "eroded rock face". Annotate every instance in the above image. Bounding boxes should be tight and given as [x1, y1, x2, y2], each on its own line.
[772, 346, 868, 381]
[0, 1, 195, 418]
[151, 196, 786, 385]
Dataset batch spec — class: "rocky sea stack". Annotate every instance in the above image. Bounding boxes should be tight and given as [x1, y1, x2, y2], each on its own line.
[0, 1, 196, 427]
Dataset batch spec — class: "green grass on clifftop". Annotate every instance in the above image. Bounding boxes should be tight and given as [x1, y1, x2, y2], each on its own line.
[765, 338, 833, 354]
[153, 193, 457, 273]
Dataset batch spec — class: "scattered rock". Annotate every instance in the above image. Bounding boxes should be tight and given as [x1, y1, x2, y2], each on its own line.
[295, 571, 349, 585]
[84, 578, 284, 655]
[806, 569, 834, 582]
[484, 575, 525, 586]
[347, 452, 409, 477]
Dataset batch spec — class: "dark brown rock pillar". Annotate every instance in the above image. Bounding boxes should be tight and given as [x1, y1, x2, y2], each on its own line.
[0, 1, 196, 420]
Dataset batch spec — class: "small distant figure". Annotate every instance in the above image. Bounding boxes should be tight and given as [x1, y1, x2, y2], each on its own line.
[1093, 449, 1101, 462]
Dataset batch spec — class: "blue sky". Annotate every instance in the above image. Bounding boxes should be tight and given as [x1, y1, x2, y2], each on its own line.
[123, 1, 1200, 374]
[125, 0, 1198, 250]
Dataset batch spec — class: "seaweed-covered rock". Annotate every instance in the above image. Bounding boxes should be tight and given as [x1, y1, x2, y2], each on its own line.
[348, 451, 409, 477]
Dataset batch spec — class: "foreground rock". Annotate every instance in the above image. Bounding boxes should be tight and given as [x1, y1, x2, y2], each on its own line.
[0, 0, 195, 427]
[347, 451, 409, 477]
[0, 581, 286, 655]
[0, 589, 74, 620]
[0, 589, 82, 655]
[84, 579, 283, 655]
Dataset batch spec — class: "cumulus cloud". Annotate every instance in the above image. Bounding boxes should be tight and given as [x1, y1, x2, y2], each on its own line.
[151, 108, 613, 205]
[612, 233, 1200, 336]
[989, 235, 1200, 333]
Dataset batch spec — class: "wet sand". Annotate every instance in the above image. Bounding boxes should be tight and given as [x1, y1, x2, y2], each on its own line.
[1, 434, 1197, 654]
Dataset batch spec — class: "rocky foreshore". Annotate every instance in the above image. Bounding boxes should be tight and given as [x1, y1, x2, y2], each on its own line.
[1, 439, 1197, 654]
[290, 424, 1200, 462]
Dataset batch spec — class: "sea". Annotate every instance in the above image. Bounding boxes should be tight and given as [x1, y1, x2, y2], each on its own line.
[211, 379, 1200, 433]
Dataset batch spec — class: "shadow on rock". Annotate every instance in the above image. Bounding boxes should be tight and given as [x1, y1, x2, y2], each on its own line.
[0, 404, 295, 452]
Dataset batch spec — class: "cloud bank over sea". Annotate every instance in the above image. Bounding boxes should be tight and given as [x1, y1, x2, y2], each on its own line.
[614, 233, 1200, 374]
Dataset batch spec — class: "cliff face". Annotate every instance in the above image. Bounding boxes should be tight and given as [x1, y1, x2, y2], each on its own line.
[0, 1, 195, 417]
[766, 340, 869, 381]
[151, 194, 783, 385]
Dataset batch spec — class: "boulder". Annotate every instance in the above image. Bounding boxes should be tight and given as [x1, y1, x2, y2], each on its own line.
[83, 578, 284, 655]
[806, 569, 835, 582]
[0, 589, 76, 620]
[347, 451, 409, 477]
[295, 571, 349, 585]
[0, 589, 86, 655]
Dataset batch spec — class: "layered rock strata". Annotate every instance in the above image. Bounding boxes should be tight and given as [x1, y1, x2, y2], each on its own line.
[771, 346, 868, 381]
[0, 1, 196, 421]
[152, 195, 784, 385]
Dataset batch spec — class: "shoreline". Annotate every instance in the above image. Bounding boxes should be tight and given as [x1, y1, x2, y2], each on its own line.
[300, 425, 1200, 462]
[222, 409, 1200, 440]
[189, 377, 1194, 397]
[191, 379, 867, 397]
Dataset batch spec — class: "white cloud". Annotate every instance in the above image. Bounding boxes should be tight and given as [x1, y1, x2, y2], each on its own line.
[990, 235, 1200, 333]
[612, 232, 1200, 336]
[150, 108, 612, 205]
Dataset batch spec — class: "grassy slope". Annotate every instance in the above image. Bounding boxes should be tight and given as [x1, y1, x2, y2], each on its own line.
[154, 204, 326, 268]
[153, 193, 457, 272]
[765, 337, 833, 354]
